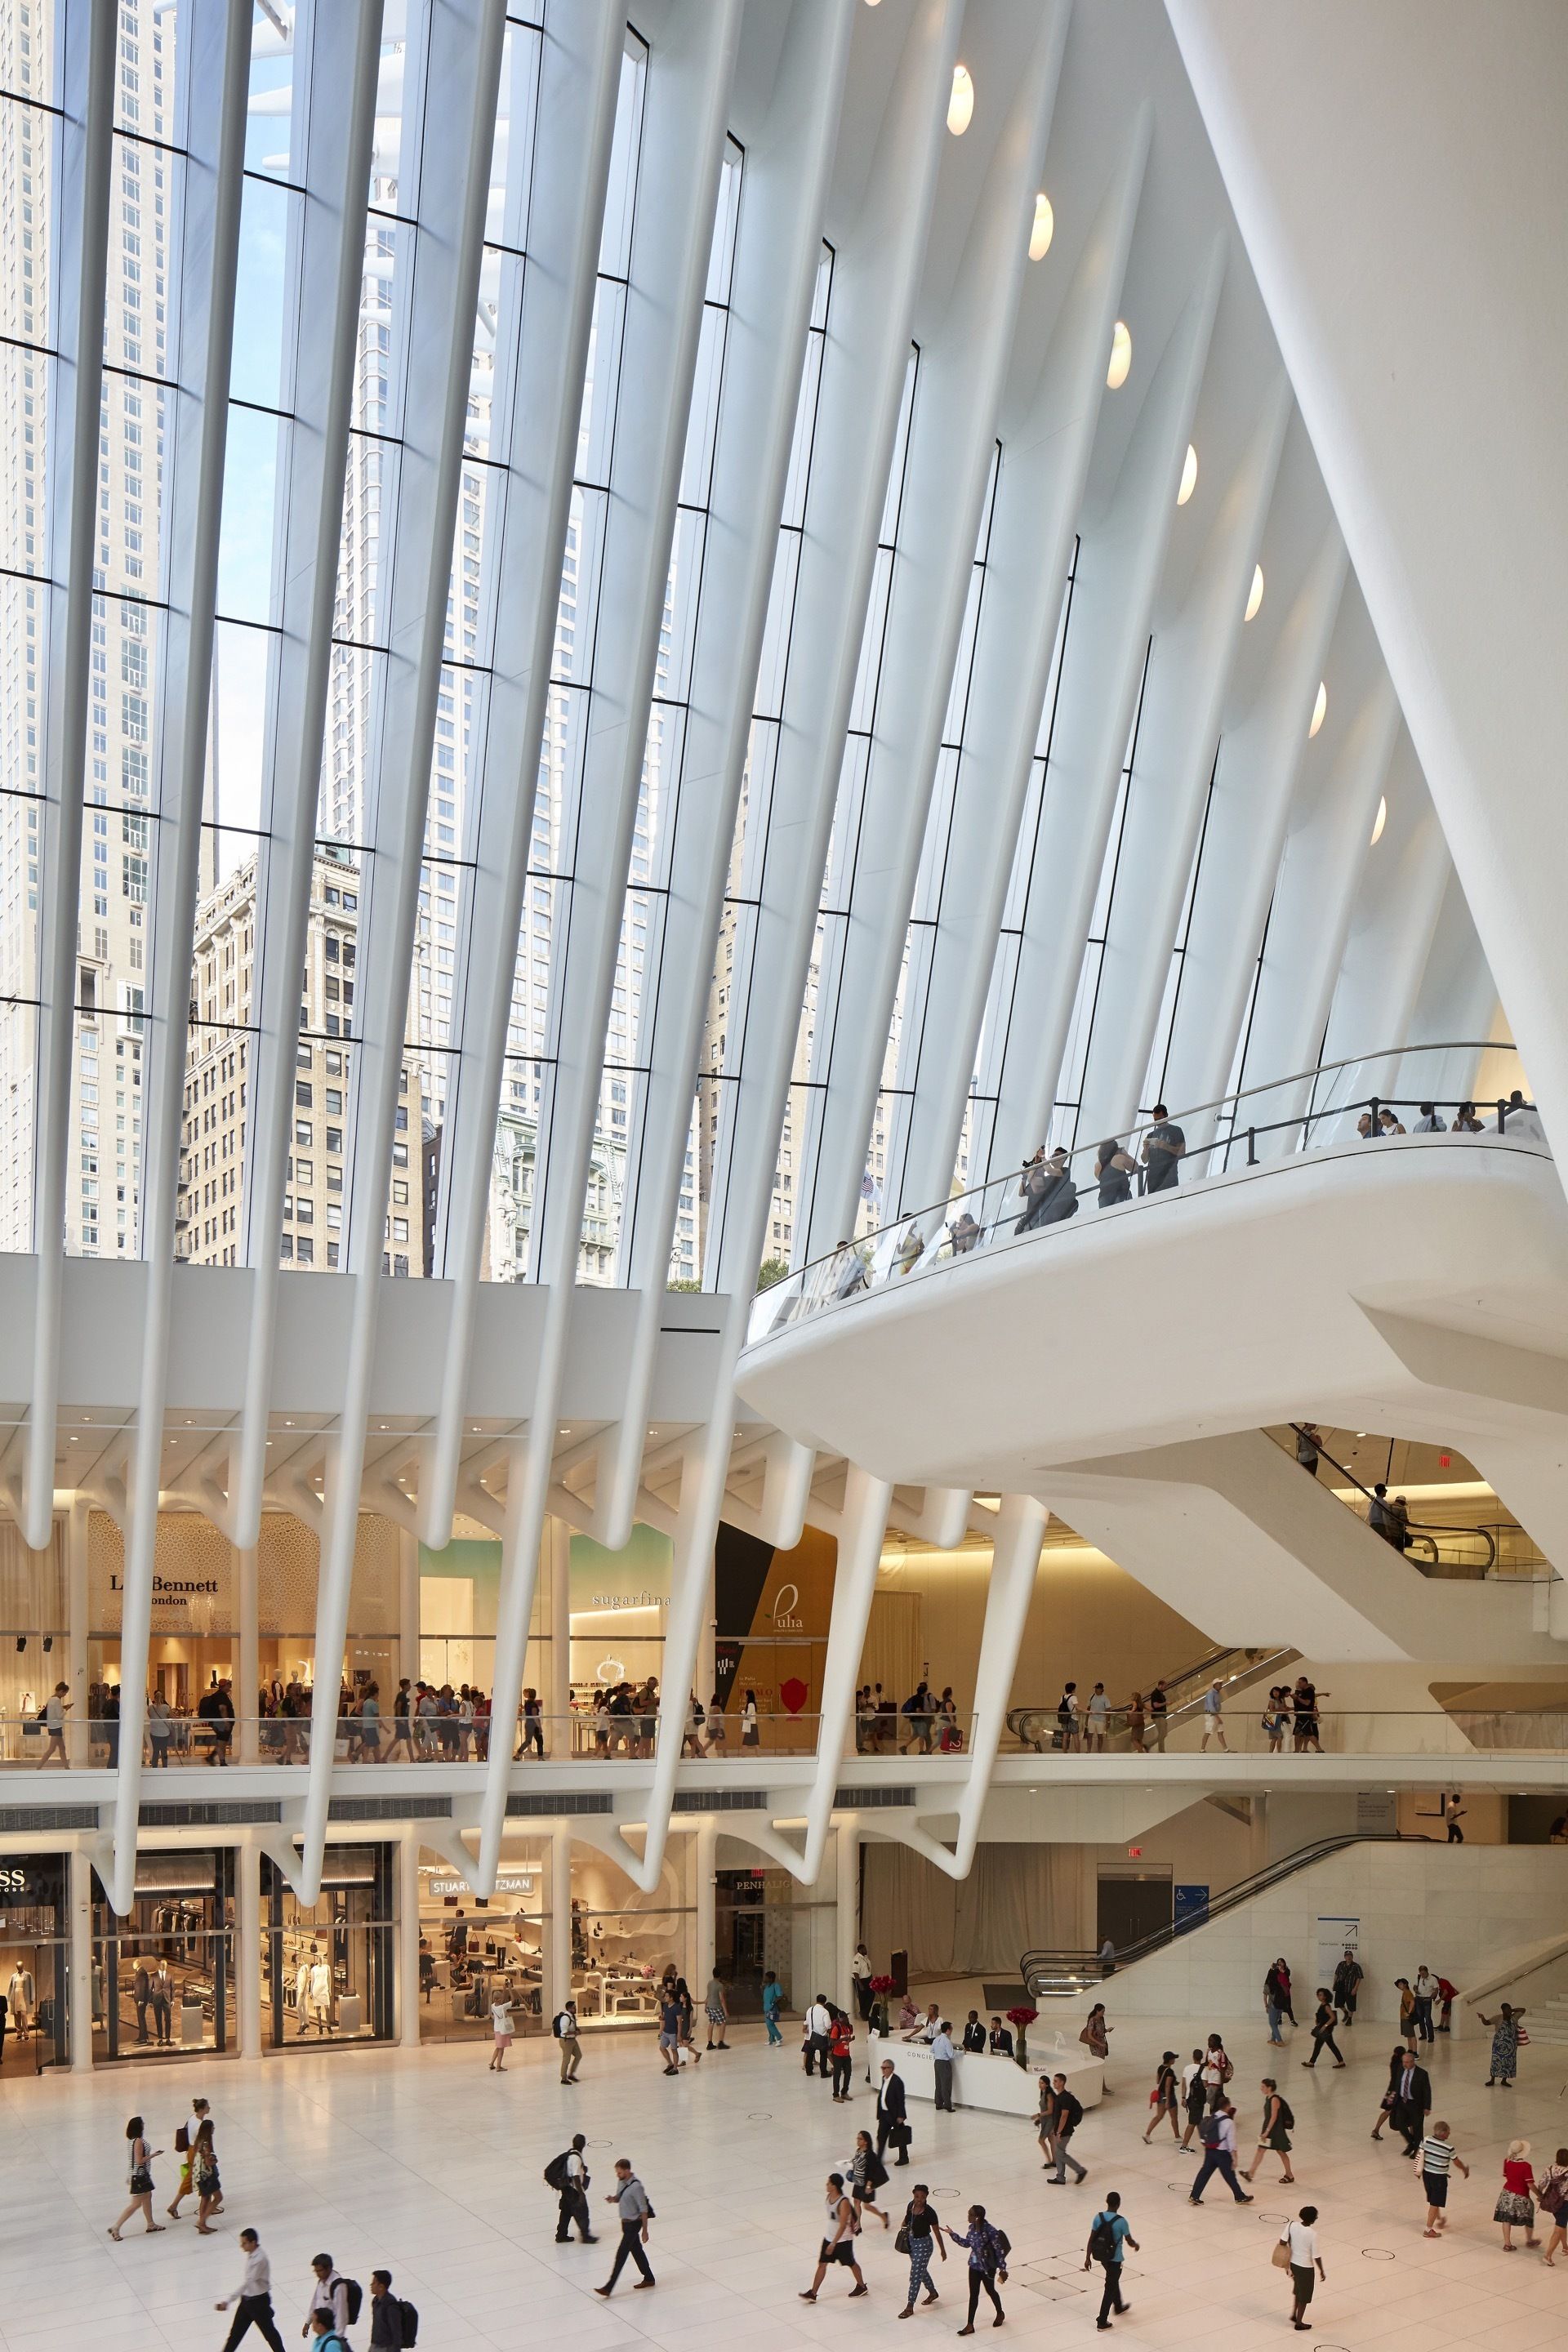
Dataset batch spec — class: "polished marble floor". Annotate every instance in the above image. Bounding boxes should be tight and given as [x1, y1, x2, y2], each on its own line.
[3, 2002, 1566, 2352]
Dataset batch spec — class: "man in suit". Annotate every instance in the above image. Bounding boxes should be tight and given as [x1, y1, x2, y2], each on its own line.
[875, 2058, 909, 2165]
[1390, 2048, 1432, 2157]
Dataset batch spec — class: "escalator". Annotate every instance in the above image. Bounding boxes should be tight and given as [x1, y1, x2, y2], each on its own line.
[1004, 1641, 1297, 1753]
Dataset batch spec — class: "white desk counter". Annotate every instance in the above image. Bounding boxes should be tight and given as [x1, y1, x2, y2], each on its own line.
[867, 2030, 1103, 2115]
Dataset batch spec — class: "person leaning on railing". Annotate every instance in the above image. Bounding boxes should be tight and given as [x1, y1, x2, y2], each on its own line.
[1141, 1104, 1185, 1192]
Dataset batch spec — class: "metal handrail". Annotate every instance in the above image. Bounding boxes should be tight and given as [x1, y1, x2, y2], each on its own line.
[1289, 1425, 1499, 1574]
[751, 1039, 1526, 1333]
[1021, 1831, 1424, 1993]
[1006, 1645, 1294, 1750]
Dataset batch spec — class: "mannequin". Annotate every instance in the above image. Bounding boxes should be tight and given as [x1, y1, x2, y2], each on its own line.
[308, 1953, 333, 2035]
[295, 1944, 314, 2036]
[7, 1964, 34, 2037]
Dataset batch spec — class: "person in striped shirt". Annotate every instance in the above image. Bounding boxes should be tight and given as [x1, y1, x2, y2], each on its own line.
[1419, 2120, 1469, 2235]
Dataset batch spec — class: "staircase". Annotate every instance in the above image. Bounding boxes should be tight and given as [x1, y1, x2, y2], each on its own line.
[1521, 1989, 1568, 2046]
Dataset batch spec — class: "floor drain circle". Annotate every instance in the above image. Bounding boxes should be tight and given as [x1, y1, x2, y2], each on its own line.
[1360, 2248, 1396, 2261]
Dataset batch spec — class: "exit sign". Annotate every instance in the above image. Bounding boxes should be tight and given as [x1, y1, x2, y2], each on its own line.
[1127, 1845, 1143, 1858]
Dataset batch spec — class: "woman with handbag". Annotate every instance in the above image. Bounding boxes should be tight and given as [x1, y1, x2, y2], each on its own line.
[1537, 2144, 1568, 2264]
[1276, 2206, 1324, 2331]
[1243, 2078, 1295, 2185]
[109, 2116, 166, 2240]
[896, 2184, 947, 2317]
[191, 2117, 222, 2234]
[1081, 2002, 1111, 2088]
[1143, 2051, 1180, 2145]
[1370, 2044, 1410, 2140]
[848, 2131, 890, 2232]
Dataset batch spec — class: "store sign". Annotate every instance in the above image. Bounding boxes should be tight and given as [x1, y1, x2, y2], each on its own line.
[0, 1862, 50, 1900]
[569, 1523, 672, 1617]
[429, 1870, 537, 1900]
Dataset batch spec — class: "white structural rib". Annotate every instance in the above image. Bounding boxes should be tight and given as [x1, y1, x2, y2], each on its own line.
[419, 0, 625, 1548]
[947, 1492, 1048, 1872]
[473, 0, 743, 1895]
[1321, 732, 1453, 1092]
[1159, 511, 1348, 1138]
[109, 0, 252, 1913]
[794, 3, 1069, 1262]
[1073, 374, 1290, 1149]
[888, 118, 1151, 1215]
[983, 244, 1227, 1182]
[592, 0, 854, 1558]
[1239, 590, 1400, 1147]
[301, 0, 508, 1904]
[21, 0, 117, 1551]
[233, 1, 385, 1548]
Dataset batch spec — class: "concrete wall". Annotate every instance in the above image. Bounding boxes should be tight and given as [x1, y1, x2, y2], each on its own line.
[1076, 1841, 1568, 2029]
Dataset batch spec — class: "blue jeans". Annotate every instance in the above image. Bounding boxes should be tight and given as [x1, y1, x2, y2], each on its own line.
[1267, 2003, 1284, 2043]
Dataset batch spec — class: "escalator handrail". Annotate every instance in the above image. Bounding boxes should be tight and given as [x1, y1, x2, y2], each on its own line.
[1021, 1831, 1424, 1987]
[1006, 1646, 1296, 1742]
[1289, 1426, 1498, 1571]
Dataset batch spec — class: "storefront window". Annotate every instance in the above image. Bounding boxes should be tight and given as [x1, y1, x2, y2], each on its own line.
[261, 1844, 394, 2047]
[0, 1854, 69, 2074]
[416, 1846, 546, 2042]
[570, 1849, 691, 2030]
[93, 1849, 235, 2061]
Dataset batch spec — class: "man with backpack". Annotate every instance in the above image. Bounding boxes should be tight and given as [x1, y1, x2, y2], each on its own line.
[303, 2255, 359, 2343]
[1188, 2102, 1254, 2206]
[595, 2158, 655, 2296]
[545, 2134, 596, 2244]
[553, 1998, 581, 2084]
[367, 2274, 417, 2350]
[1046, 2073, 1086, 2184]
[1084, 2191, 1138, 2328]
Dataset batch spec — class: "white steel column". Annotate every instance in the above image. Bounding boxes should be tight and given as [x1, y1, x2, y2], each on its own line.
[949, 1494, 1047, 1873]
[547, 1515, 571, 1737]
[109, 1, 252, 1910]
[232, 0, 384, 1545]
[23, 0, 118, 1550]
[398, 1526, 421, 1693]
[982, 245, 1227, 1182]
[237, 1838, 262, 2060]
[69, 1846, 95, 2073]
[547, 1825, 572, 2026]
[801, 1464, 893, 1882]
[66, 1497, 90, 1766]
[399, 1829, 422, 2050]
[693, 1821, 717, 1991]
[302, 0, 508, 1903]
[1320, 739, 1453, 1086]
[237, 1545, 260, 1763]
[834, 1818, 858, 2016]
[888, 120, 1150, 1214]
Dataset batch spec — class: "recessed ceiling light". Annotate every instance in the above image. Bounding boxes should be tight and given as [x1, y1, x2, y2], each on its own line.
[1028, 193, 1054, 261]
[947, 65, 974, 136]
[1245, 564, 1264, 621]
[1369, 795, 1388, 847]
[1178, 444, 1197, 506]
[1106, 320, 1132, 390]
[1309, 680, 1327, 737]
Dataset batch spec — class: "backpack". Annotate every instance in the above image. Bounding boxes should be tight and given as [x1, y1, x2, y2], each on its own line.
[1200, 2114, 1223, 2149]
[543, 2150, 574, 2193]
[1275, 2099, 1295, 2132]
[993, 2229, 1011, 2261]
[336, 2278, 363, 2327]
[395, 2301, 419, 2347]
[551, 2011, 572, 2038]
[1087, 2214, 1118, 2265]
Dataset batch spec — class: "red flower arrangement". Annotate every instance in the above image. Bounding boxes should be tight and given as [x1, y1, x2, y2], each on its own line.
[870, 1974, 896, 1994]
[1006, 2002, 1039, 2068]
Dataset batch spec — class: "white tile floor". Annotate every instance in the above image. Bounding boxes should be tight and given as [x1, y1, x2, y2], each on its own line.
[2, 2007, 1565, 2352]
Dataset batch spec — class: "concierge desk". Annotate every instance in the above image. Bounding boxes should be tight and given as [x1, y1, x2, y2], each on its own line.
[867, 2030, 1103, 2114]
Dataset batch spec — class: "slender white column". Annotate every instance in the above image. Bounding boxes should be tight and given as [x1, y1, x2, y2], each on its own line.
[547, 1826, 572, 2026]
[398, 1526, 421, 1695]
[237, 1546, 259, 1764]
[69, 1846, 94, 2073]
[66, 1497, 89, 1766]
[800, 1465, 893, 1883]
[547, 1516, 572, 1737]
[399, 1829, 422, 2051]
[834, 1820, 858, 2016]
[237, 1838, 262, 2061]
[693, 1822, 717, 1991]
[949, 1494, 1048, 1874]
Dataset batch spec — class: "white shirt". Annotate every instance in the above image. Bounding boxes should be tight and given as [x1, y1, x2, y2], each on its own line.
[1181, 2061, 1201, 2096]
[1414, 1971, 1437, 1999]
[1214, 2112, 1237, 2155]
[852, 1953, 871, 1980]
[1285, 2221, 1319, 2265]
[806, 2002, 831, 2038]
[222, 2244, 272, 2307]
[492, 2001, 513, 2034]
[44, 1694, 64, 1731]
[310, 2274, 350, 2332]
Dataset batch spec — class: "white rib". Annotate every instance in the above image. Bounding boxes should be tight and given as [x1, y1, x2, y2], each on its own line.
[23, 0, 118, 1551]
[109, 0, 252, 1914]
[232, 0, 386, 1546]
[300, 0, 509, 1904]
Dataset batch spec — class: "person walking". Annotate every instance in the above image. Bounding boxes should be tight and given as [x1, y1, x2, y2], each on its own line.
[1189, 2101, 1254, 2206]
[1143, 2051, 1180, 2145]
[109, 2116, 166, 2240]
[216, 2231, 288, 2352]
[1263, 1964, 1287, 2045]
[704, 1971, 730, 2051]
[949, 2203, 1009, 2334]
[488, 1992, 514, 2071]
[1444, 1793, 1466, 1843]
[550, 2135, 595, 2244]
[1200, 1679, 1227, 1749]
[1179, 2049, 1209, 2151]
[930, 2018, 956, 2112]
[1272, 1958, 1298, 2027]
[37, 1682, 71, 1766]
[1370, 2044, 1410, 2142]
[804, 1991, 832, 2078]
[1395, 1976, 1418, 2049]
[1413, 1964, 1438, 2042]
[1148, 1679, 1169, 1750]
[656, 1986, 683, 2078]
[1480, 2001, 1526, 2087]
[1200, 2033, 1233, 2109]
[762, 1968, 784, 2047]
[169, 2096, 219, 2220]
[1494, 2139, 1540, 2251]
[304, 2256, 352, 2342]
[1537, 2145, 1568, 2264]
[595, 2159, 655, 2295]
[849, 2130, 890, 2232]
[1389, 2045, 1432, 2158]
[367, 2274, 414, 2352]
[1084, 2192, 1137, 2330]
[1419, 2118, 1468, 2234]
[852, 1941, 873, 2020]
[1244, 2079, 1296, 2184]
[877, 2056, 911, 2166]
[1046, 2073, 1086, 2185]
[1302, 1989, 1345, 2069]
[1081, 2002, 1111, 2085]
[798, 2173, 867, 2302]
[1281, 2207, 1325, 2331]
[896, 2182, 947, 2316]
[553, 1997, 581, 2083]
[1331, 1946, 1362, 2029]
[190, 2118, 223, 2233]
[830, 2007, 856, 2101]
